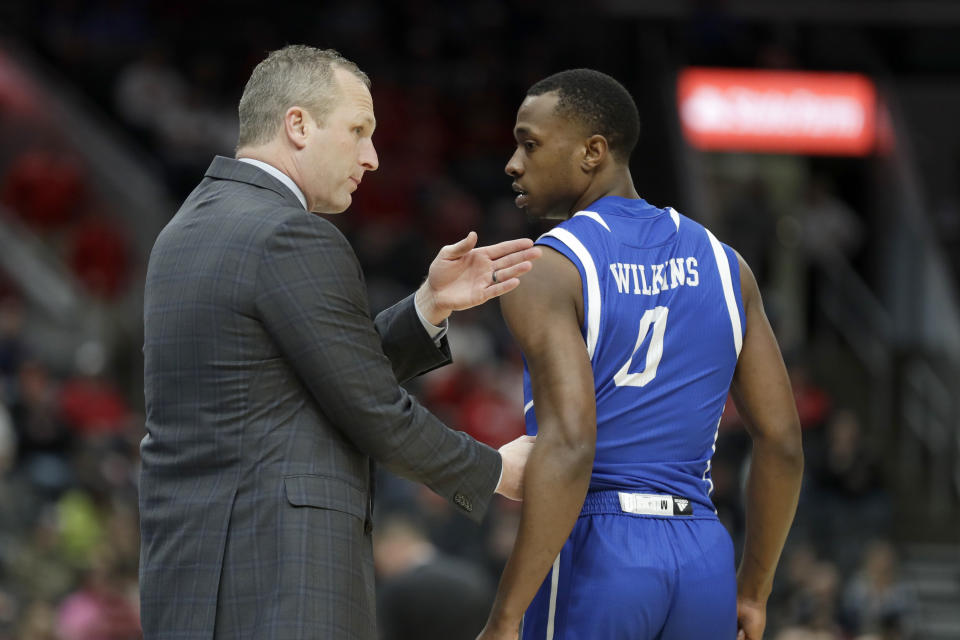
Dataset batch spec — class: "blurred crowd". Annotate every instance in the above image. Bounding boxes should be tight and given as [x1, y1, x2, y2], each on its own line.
[0, 0, 929, 638]
[0, 301, 142, 640]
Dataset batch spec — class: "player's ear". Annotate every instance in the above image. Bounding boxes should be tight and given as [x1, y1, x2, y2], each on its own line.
[581, 134, 607, 171]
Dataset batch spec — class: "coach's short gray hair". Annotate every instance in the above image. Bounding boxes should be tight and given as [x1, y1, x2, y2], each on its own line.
[237, 45, 370, 148]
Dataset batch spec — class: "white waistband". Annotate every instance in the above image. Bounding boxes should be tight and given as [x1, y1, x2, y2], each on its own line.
[617, 492, 693, 516]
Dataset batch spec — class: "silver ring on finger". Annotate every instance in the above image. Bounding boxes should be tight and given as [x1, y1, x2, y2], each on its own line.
[491, 270, 498, 284]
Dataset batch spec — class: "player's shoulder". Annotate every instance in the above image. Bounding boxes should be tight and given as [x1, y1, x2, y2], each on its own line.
[667, 206, 707, 236]
[503, 243, 582, 325]
[671, 208, 734, 254]
[537, 209, 615, 251]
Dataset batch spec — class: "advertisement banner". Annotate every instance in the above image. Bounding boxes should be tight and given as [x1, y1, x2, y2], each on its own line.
[678, 68, 877, 156]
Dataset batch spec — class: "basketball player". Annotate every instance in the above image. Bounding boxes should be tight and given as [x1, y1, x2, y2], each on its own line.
[477, 70, 804, 640]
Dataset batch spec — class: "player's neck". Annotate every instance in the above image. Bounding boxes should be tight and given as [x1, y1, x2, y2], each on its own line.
[571, 169, 639, 216]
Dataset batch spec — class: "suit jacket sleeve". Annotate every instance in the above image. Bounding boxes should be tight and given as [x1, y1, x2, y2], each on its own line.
[373, 294, 452, 384]
[254, 213, 500, 521]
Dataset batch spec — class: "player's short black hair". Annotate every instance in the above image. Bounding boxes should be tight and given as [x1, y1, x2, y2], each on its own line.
[527, 69, 640, 163]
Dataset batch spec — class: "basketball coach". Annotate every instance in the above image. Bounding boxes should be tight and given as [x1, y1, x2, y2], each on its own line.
[138, 45, 539, 640]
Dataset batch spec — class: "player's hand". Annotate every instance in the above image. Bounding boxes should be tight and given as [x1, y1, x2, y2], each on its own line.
[736, 596, 766, 640]
[495, 434, 536, 501]
[416, 232, 541, 325]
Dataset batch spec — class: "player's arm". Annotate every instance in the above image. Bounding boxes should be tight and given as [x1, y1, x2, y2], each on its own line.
[479, 247, 596, 639]
[730, 253, 804, 640]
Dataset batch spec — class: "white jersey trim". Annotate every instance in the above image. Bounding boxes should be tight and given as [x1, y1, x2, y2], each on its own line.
[668, 207, 681, 231]
[523, 400, 534, 415]
[573, 210, 611, 232]
[542, 227, 601, 360]
[703, 415, 721, 496]
[705, 229, 743, 357]
[546, 552, 561, 640]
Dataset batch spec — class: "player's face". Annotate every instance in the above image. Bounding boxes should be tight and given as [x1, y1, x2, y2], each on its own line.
[505, 92, 590, 220]
[300, 69, 379, 214]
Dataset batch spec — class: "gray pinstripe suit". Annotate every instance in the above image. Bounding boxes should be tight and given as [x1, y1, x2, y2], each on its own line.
[139, 156, 501, 639]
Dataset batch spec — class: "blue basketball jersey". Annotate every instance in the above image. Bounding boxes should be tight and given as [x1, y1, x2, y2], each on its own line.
[523, 196, 745, 515]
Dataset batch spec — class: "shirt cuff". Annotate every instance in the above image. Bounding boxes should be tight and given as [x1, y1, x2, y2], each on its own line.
[414, 297, 448, 346]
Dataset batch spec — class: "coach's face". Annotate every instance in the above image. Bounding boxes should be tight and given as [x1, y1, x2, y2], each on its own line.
[505, 91, 590, 220]
[298, 68, 379, 214]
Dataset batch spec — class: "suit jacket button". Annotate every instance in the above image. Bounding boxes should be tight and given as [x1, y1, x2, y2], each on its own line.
[454, 492, 472, 512]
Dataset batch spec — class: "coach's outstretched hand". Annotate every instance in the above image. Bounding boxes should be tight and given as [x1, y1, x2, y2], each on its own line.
[415, 231, 541, 325]
[494, 434, 536, 501]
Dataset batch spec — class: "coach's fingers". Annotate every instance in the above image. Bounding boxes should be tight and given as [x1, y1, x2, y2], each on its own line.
[490, 260, 534, 284]
[482, 277, 522, 300]
[491, 246, 542, 272]
[440, 231, 478, 259]
[479, 237, 535, 261]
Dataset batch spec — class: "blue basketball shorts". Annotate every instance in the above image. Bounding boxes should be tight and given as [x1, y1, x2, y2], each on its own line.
[521, 490, 737, 640]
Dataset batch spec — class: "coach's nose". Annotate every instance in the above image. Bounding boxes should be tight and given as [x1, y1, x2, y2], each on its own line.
[360, 137, 379, 172]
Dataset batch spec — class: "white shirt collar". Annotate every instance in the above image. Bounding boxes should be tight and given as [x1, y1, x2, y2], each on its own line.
[237, 157, 308, 210]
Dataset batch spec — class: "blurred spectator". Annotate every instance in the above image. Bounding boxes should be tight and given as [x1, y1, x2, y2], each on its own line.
[788, 560, 845, 637]
[456, 364, 524, 450]
[17, 600, 57, 640]
[719, 363, 833, 433]
[773, 543, 821, 620]
[813, 409, 883, 499]
[853, 614, 906, 640]
[113, 46, 187, 141]
[0, 150, 84, 232]
[67, 216, 132, 300]
[70, 435, 141, 504]
[0, 296, 26, 384]
[375, 514, 494, 640]
[789, 365, 833, 432]
[421, 180, 484, 247]
[722, 176, 776, 286]
[842, 540, 912, 636]
[10, 360, 73, 495]
[805, 409, 890, 570]
[774, 628, 842, 640]
[0, 587, 17, 640]
[56, 490, 104, 570]
[0, 297, 27, 396]
[483, 498, 522, 579]
[58, 341, 131, 436]
[8, 510, 76, 604]
[56, 545, 141, 640]
[799, 176, 863, 265]
[409, 483, 489, 563]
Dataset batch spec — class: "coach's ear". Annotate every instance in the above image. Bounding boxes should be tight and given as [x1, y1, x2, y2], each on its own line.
[284, 106, 309, 150]
[581, 134, 608, 171]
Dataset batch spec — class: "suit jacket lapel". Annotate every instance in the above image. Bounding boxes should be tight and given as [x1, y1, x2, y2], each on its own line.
[204, 155, 306, 210]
